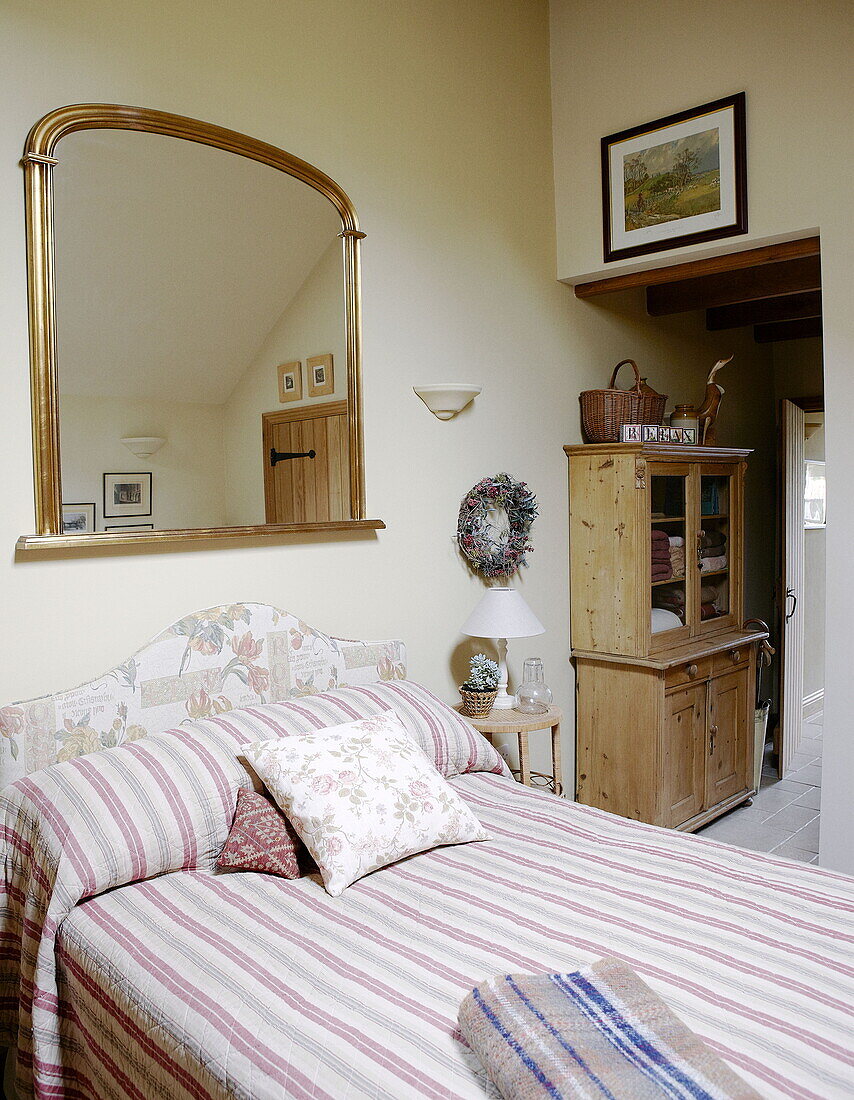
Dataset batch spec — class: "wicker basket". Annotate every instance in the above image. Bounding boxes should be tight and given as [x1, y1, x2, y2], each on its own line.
[459, 687, 497, 718]
[580, 359, 667, 443]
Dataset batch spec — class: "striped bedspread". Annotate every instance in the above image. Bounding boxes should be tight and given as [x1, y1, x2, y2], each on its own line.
[2, 722, 854, 1098]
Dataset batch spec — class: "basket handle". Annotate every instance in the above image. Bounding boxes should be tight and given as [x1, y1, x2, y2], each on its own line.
[609, 359, 642, 393]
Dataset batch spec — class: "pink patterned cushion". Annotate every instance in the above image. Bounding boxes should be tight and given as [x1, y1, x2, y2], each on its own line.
[216, 789, 303, 878]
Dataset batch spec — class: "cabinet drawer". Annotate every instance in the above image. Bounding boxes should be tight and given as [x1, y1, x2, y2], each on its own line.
[666, 656, 713, 691]
[712, 645, 750, 676]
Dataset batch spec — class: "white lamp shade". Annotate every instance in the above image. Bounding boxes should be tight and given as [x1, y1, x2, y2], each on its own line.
[460, 586, 545, 639]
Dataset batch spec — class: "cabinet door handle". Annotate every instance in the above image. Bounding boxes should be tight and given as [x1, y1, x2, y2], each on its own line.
[709, 725, 718, 755]
[686, 663, 698, 678]
[729, 649, 741, 663]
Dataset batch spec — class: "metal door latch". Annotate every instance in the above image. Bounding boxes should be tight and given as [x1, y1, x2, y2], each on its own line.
[270, 448, 316, 467]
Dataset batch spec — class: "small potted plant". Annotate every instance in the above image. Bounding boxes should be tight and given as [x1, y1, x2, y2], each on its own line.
[460, 654, 500, 718]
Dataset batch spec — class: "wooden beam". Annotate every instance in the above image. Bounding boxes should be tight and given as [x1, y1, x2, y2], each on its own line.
[707, 290, 822, 330]
[647, 256, 821, 316]
[754, 318, 823, 343]
[573, 237, 820, 300]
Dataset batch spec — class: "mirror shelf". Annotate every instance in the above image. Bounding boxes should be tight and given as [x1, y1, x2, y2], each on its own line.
[16, 518, 385, 554]
[21, 103, 374, 550]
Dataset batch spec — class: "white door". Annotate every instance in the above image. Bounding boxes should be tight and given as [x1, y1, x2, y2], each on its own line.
[780, 399, 805, 775]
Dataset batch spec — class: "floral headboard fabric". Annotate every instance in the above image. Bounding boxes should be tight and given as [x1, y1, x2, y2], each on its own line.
[0, 603, 406, 788]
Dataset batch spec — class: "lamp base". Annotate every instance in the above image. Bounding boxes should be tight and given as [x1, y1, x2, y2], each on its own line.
[491, 688, 516, 710]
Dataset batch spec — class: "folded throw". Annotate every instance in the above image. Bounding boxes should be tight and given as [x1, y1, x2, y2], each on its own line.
[701, 544, 726, 558]
[700, 555, 727, 573]
[459, 957, 760, 1100]
[700, 531, 727, 549]
[668, 536, 684, 547]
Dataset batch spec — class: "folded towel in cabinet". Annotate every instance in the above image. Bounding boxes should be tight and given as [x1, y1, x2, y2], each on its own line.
[458, 957, 761, 1100]
[668, 535, 685, 547]
[701, 602, 720, 620]
[700, 555, 727, 573]
[701, 543, 726, 558]
[700, 530, 727, 548]
[701, 584, 719, 602]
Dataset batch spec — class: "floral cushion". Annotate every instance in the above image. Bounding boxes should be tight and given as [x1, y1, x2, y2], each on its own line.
[242, 711, 490, 897]
[216, 789, 304, 878]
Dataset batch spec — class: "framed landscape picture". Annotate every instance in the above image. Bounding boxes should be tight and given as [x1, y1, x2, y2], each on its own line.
[61, 502, 95, 534]
[103, 472, 152, 518]
[601, 92, 747, 262]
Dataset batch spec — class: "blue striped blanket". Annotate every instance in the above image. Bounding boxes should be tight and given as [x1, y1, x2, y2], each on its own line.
[459, 957, 762, 1099]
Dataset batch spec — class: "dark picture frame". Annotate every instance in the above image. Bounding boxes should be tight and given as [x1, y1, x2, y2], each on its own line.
[61, 502, 96, 534]
[103, 472, 153, 518]
[601, 92, 747, 263]
[104, 523, 155, 531]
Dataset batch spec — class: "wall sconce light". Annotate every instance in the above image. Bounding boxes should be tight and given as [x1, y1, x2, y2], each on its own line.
[121, 436, 166, 458]
[413, 384, 481, 420]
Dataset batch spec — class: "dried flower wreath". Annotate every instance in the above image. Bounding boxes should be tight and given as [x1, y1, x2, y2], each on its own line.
[457, 473, 538, 579]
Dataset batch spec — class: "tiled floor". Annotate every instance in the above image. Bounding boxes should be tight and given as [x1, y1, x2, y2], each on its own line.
[696, 714, 822, 862]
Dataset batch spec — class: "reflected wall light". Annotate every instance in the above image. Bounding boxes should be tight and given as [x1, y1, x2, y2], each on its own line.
[121, 436, 166, 458]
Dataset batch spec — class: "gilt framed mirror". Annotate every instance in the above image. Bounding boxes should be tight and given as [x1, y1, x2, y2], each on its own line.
[17, 104, 383, 551]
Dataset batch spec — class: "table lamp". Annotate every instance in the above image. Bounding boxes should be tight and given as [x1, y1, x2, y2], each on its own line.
[460, 586, 545, 709]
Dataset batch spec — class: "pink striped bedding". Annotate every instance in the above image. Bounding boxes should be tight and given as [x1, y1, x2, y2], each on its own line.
[2, 703, 853, 1099]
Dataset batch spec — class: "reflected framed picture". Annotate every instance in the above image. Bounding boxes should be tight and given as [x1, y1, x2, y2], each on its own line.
[103, 472, 152, 518]
[601, 92, 747, 262]
[104, 523, 155, 531]
[62, 502, 95, 534]
[307, 353, 334, 397]
[277, 360, 303, 403]
[804, 460, 826, 529]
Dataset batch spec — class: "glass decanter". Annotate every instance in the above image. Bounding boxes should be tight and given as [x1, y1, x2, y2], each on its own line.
[515, 657, 552, 714]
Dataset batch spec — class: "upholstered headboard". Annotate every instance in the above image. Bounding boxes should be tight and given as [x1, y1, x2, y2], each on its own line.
[0, 603, 406, 788]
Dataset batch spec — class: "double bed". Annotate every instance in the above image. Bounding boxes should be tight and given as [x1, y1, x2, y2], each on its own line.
[1, 605, 852, 1099]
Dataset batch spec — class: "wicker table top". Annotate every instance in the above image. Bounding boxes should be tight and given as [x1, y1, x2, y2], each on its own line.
[453, 703, 562, 734]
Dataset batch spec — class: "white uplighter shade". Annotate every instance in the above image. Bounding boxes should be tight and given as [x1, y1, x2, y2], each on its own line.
[413, 384, 481, 419]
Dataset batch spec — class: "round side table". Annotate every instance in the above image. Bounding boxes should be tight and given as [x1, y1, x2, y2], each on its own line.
[454, 704, 563, 796]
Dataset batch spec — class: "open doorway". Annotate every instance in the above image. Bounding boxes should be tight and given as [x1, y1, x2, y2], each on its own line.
[573, 235, 824, 859]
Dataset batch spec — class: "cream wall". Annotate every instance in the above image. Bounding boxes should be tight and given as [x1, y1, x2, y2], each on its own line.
[550, 0, 853, 870]
[60, 394, 227, 531]
[0, 3, 778, 795]
[223, 240, 346, 526]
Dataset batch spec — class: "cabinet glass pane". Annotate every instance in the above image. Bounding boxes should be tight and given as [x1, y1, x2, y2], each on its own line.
[699, 474, 731, 620]
[651, 474, 686, 633]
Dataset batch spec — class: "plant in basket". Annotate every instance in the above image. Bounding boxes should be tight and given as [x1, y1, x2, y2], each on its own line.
[460, 654, 500, 717]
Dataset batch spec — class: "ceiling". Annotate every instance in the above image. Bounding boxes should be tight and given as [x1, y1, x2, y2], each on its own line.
[54, 129, 342, 405]
[574, 237, 822, 345]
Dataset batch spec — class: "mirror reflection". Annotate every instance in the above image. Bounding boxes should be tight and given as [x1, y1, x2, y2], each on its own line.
[54, 129, 350, 533]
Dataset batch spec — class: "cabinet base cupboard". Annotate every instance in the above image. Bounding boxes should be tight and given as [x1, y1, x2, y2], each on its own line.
[565, 443, 767, 830]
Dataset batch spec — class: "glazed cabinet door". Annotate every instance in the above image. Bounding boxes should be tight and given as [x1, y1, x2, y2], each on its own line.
[694, 462, 743, 637]
[649, 463, 693, 652]
[663, 683, 707, 827]
[705, 667, 752, 807]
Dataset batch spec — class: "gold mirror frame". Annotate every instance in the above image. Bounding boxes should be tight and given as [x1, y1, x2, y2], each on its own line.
[17, 104, 382, 552]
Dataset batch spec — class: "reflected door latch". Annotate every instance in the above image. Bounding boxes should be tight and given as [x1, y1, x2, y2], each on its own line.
[270, 448, 316, 467]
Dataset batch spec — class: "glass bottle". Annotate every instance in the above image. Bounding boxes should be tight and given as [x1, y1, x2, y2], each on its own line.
[515, 658, 552, 714]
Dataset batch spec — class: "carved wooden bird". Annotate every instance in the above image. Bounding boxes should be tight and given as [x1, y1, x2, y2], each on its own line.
[697, 356, 733, 445]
